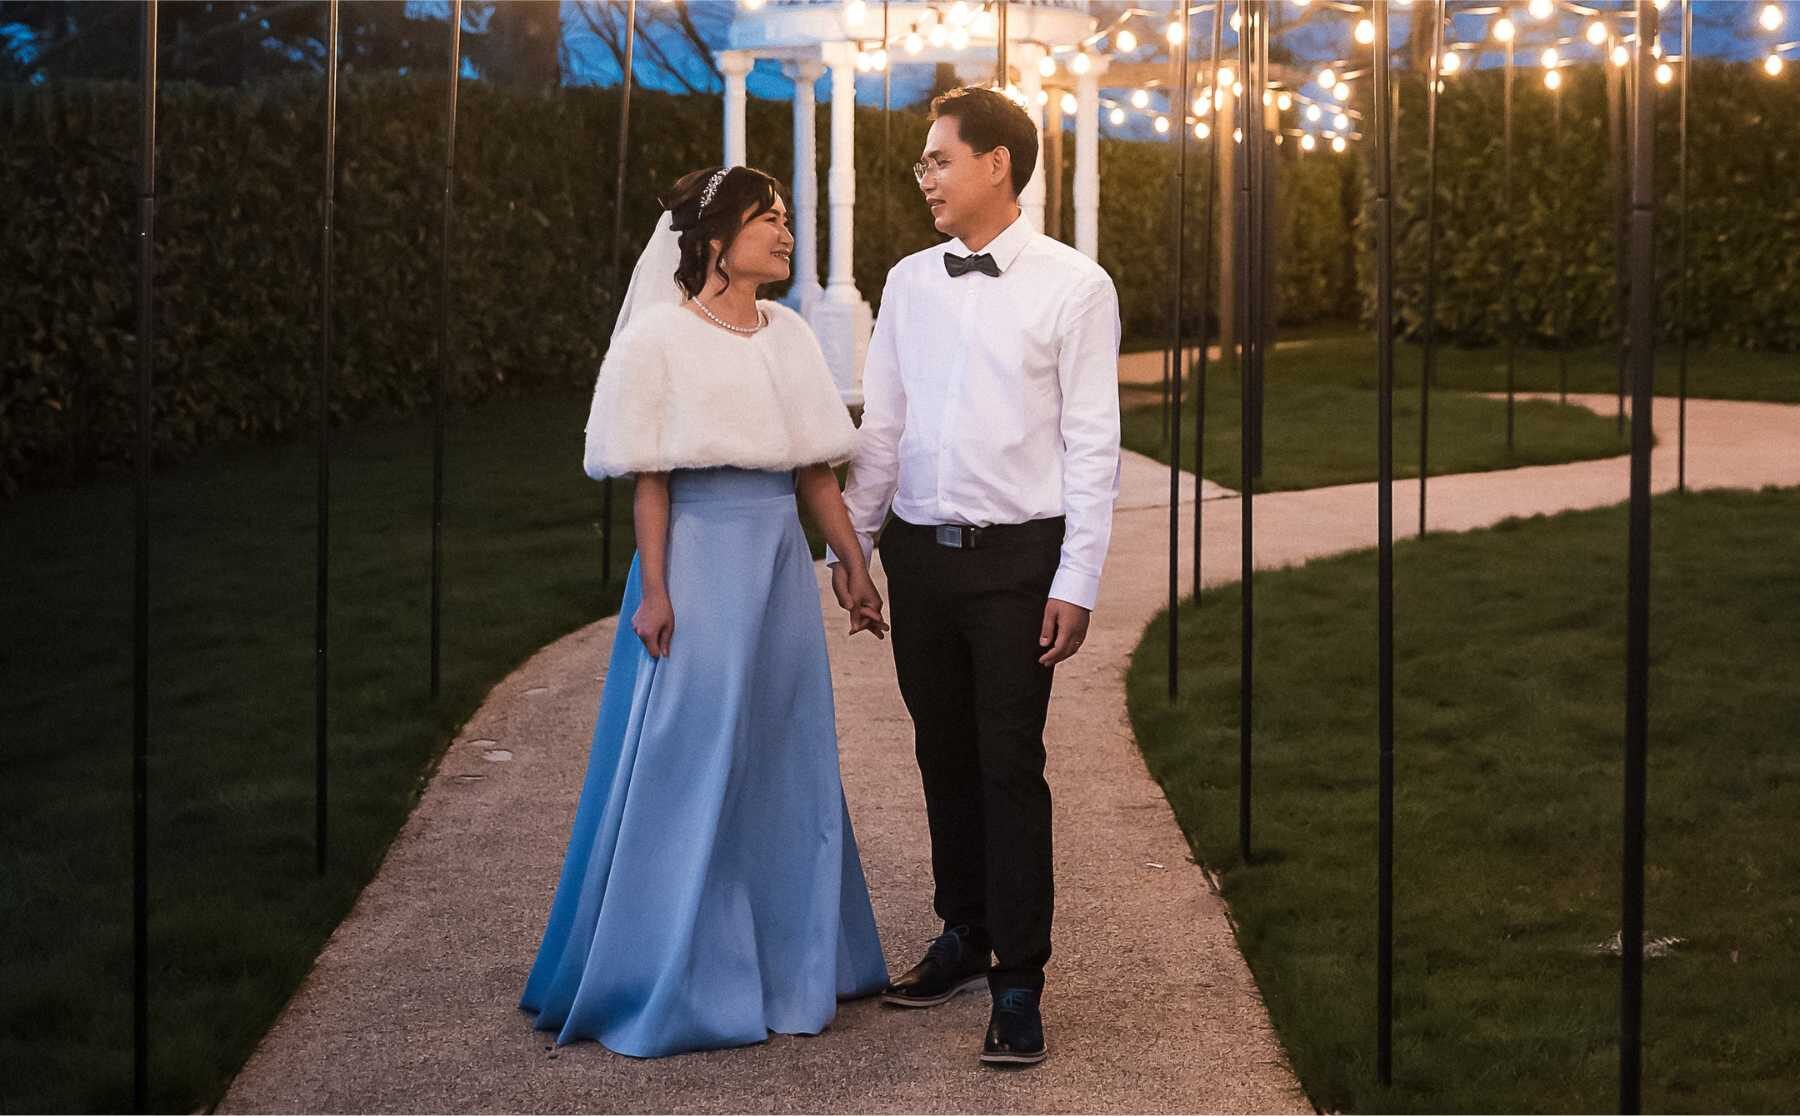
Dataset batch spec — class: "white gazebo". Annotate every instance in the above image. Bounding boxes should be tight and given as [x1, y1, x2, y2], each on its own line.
[719, 0, 1106, 406]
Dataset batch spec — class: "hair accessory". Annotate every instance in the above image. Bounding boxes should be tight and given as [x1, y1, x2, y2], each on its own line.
[698, 168, 731, 213]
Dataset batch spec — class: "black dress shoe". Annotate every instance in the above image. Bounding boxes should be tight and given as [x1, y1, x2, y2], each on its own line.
[980, 987, 1047, 1066]
[880, 924, 991, 1008]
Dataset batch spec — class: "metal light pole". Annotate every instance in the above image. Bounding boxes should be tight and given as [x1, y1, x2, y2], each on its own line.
[1167, 0, 1192, 702]
[602, 0, 637, 587]
[1620, 5, 1658, 1108]
[1238, 0, 1259, 864]
[1371, 0, 1397, 1087]
[1194, 0, 1225, 598]
[1677, 0, 1690, 491]
[133, 6, 159, 1106]
[314, 0, 340, 878]
[1502, 22, 1515, 451]
[430, 0, 463, 700]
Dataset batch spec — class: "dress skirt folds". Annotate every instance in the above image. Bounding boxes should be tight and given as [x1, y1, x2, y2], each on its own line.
[519, 467, 889, 1057]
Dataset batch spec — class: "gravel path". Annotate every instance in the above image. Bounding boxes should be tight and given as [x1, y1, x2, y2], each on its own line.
[219, 393, 1797, 1114]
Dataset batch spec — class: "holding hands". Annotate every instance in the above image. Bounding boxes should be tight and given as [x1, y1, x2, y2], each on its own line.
[831, 562, 889, 640]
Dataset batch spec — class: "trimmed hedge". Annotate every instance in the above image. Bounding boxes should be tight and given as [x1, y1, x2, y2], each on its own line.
[1361, 58, 1800, 350]
[1, 77, 1355, 498]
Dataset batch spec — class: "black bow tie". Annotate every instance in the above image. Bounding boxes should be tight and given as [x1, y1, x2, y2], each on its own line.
[943, 251, 1001, 278]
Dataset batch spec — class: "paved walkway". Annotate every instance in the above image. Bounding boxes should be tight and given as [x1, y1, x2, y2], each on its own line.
[220, 394, 1797, 1114]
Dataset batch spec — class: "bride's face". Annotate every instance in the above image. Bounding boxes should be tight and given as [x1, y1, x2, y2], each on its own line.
[714, 195, 795, 288]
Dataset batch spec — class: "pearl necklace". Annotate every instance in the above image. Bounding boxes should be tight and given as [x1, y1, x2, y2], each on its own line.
[692, 296, 767, 335]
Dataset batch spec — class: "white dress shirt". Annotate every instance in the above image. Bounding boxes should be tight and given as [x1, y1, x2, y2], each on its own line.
[831, 211, 1122, 611]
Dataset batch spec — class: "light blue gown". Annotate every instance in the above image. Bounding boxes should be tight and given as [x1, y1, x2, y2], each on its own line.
[519, 466, 889, 1057]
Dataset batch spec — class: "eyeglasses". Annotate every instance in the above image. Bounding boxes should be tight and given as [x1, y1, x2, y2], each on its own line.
[911, 148, 995, 185]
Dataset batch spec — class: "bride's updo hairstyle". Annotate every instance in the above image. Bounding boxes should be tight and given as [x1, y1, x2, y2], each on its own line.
[661, 165, 787, 298]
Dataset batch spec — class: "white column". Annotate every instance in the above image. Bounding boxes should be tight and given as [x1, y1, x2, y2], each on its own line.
[825, 50, 858, 300]
[805, 43, 874, 407]
[719, 51, 752, 168]
[1074, 58, 1107, 259]
[784, 58, 826, 313]
[1016, 45, 1047, 233]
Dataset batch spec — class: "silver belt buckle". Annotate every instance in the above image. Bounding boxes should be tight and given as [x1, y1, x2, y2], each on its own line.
[935, 524, 964, 548]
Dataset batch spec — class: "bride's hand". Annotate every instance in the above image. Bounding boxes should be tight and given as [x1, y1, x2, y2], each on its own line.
[846, 571, 888, 641]
[633, 591, 675, 657]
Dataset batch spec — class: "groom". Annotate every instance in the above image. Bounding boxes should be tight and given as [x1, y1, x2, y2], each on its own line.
[829, 85, 1122, 1067]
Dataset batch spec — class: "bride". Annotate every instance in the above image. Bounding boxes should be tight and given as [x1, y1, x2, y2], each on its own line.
[518, 165, 891, 1057]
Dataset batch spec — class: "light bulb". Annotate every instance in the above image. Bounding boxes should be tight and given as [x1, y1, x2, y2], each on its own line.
[1231, 10, 1243, 32]
[741, 0, 765, 9]
[1765, 52, 1785, 76]
[1234, 81, 1245, 97]
[948, 0, 970, 24]
[1039, 55, 1058, 78]
[1154, 115, 1170, 133]
[1195, 121, 1211, 139]
[1761, 3, 1784, 31]
[1070, 52, 1093, 75]
[1541, 47, 1559, 68]
[1335, 112, 1351, 130]
[1494, 17, 1515, 43]
[1131, 89, 1150, 108]
[1319, 68, 1337, 88]
[1332, 135, 1348, 152]
[1587, 20, 1608, 45]
[1167, 21, 1185, 45]
[948, 26, 970, 50]
[1110, 106, 1126, 124]
[855, 50, 872, 72]
[1442, 51, 1462, 74]
[1334, 81, 1352, 100]
[1306, 103, 1322, 122]
[1218, 65, 1237, 88]
[1529, 0, 1554, 20]
[1277, 91, 1293, 111]
[974, 9, 996, 35]
[1656, 62, 1674, 84]
[1035, 88, 1048, 105]
[1115, 28, 1138, 53]
[1233, 127, 1244, 143]
[1545, 69, 1563, 90]
[904, 31, 923, 54]
[1061, 92, 1079, 115]
[1652, 39, 1664, 59]
[1356, 19, 1376, 45]
[1300, 133, 1317, 151]
[1194, 95, 1208, 115]
[845, 0, 867, 27]
[1612, 44, 1629, 67]
[872, 49, 887, 71]
[1263, 89, 1274, 106]
[928, 23, 947, 47]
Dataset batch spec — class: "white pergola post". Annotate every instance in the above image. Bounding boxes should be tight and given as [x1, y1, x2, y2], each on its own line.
[1074, 57, 1107, 259]
[808, 42, 872, 406]
[784, 57, 826, 314]
[719, 51, 752, 167]
[1017, 44, 1047, 234]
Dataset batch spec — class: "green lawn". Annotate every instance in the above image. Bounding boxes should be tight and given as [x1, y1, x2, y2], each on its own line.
[1126, 487, 1800, 1112]
[0, 393, 635, 1112]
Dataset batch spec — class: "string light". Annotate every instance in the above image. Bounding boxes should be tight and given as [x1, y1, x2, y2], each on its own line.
[904, 31, 923, 54]
[1587, 20, 1608, 46]
[1541, 47, 1559, 68]
[1332, 135, 1348, 152]
[1545, 68, 1563, 90]
[1039, 55, 1057, 77]
[1167, 20, 1185, 45]
[1335, 112, 1351, 130]
[1263, 89, 1274, 106]
[872, 49, 887, 71]
[928, 23, 947, 47]
[1655, 61, 1674, 84]
[1233, 127, 1244, 143]
[1306, 103, 1323, 122]
[1194, 95, 1209, 115]
[1195, 121, 1211, 139]
[1235, 81, 1247, 97]
[844, 0, 867, 27]
[1277, 92, 1293, 111]
[1219, 65, 1237, 88]
[948, 26, 970, 50]
[1061, 92, 1079, 114]
[1110, 106, 1127, 125]
[948, 0, 970, 23]
[1115, 28, 1138, 53]
[1760, 3, 1784, 31]
[1035, 88, 1048, 105]
[1441, 50, 1462, 74]
[1131, 89, 1151, 108]
[1070, 52, 1093, 76]
[1300, 133, 1317, 151]
[741, 0, 765, 9]
[1494, 17, 1516, 43]
[1154, 115, 1170, 133]
[1334, 81, 1352, 100]
[1231, 10, 1242, 31]
[1356, 18, 1376, 45]
[1765, 52, 1785, 76]
[1318, 67, 1337, 88]
[1612, 43, 1630, 67]
[974, 8, 996, 35]
[1529, 0, 1554, 20]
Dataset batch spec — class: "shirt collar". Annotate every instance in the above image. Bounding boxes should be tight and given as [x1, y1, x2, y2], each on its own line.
[948, 209, 1036, 273]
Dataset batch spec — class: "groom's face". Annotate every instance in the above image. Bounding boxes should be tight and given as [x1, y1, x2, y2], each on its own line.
[918, 116, 1002, 239]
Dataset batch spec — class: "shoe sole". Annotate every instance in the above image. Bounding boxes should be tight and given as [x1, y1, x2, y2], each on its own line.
[880, 973, 987, 1008]
[980, 1047, 1048, 1066]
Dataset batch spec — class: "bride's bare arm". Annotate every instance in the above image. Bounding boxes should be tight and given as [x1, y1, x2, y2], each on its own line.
[631, 473, 674, 656]
[796, 465, 888, 639]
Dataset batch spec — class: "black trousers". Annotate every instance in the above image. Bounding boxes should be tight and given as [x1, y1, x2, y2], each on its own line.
[880, 516, 1062, 994]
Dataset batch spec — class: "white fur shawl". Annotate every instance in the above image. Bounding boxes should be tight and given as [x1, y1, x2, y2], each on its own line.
[582, 300, 856, 480]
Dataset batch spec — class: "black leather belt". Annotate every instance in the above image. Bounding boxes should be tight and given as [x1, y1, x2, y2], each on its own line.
[890, 516, 1065, 550]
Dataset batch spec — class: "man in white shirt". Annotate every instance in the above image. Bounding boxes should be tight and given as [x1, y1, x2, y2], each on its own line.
[828, 85, 1122, 1067]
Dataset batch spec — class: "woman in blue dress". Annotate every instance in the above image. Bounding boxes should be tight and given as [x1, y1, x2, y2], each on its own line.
[518, 166, 892, 1057]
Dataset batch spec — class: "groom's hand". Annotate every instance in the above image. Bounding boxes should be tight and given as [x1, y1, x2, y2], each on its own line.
[1038, 599, 1091, 666]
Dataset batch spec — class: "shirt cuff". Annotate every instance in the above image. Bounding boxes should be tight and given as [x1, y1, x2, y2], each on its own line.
[1048, 567, 1100, 612]
[825, 535, 875, 568]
